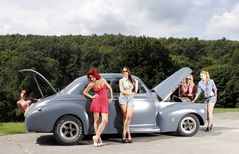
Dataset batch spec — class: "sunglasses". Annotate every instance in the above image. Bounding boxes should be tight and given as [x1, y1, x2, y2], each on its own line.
[186, 78, 191, 80]
[122, 70, 128, 73]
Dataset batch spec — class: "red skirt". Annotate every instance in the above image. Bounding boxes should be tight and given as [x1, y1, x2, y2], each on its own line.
[90, 97, 109, 113]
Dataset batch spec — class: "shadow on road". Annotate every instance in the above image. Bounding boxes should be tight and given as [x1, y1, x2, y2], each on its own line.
[36, 133, 177, 146]
[37, 125, 238, 146]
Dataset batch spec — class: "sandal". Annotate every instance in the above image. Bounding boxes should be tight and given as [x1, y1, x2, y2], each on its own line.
[93, 136, 99, 147]
[99, 137, 103, 146]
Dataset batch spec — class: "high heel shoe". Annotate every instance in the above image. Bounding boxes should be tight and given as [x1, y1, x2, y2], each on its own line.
[209, 124, 213, 131]
[93, 136, 99, 147]
[205, 127, 209, 132]
[127, 139, 133, 143]
[99, 137, 103, 147]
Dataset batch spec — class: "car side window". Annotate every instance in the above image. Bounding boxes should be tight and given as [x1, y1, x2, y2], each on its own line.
[111, 80, 120, 94]
[136, 80, 147, 94]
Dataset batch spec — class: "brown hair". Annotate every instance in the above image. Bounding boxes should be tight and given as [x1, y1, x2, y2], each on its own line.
[122, 66, 134, 85]
[20, 88, 29, 97]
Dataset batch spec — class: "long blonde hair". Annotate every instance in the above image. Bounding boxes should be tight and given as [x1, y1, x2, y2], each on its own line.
[200, 71, 210, 83]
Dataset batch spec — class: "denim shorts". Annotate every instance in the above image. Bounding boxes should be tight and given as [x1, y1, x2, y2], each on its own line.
[119, 94, 134, 106]
[204, 96, 217, 104]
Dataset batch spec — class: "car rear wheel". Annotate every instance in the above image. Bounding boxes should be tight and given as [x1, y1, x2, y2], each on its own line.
[54, 115, 84, 145]
[177, 114, 199, 136]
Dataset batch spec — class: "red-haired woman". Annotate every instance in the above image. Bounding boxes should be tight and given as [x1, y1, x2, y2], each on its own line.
[83, 69, 113, 147]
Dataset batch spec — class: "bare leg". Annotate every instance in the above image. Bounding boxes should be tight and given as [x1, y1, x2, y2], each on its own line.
[94, 113, 108, 146]
[207, 103, 215, 127]
[92, 112, 100, 146]
[204, 104, 208, 123]
[93, 112, 100, 135]
[120, 104, 127, 139]
[124, 105, 133, 140]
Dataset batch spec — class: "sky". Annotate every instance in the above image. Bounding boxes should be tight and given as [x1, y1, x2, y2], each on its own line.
[0, 0, 239, 40]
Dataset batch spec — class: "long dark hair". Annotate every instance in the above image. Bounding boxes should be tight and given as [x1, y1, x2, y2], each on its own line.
[123, 66, 134, 85]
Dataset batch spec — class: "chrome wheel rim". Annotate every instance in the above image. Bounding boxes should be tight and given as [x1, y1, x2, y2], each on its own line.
[180, 116, 196, 134]
[59, 121, 80, 141]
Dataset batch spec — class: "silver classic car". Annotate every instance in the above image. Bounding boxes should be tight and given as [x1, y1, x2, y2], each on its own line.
[19, 67, 206, 145]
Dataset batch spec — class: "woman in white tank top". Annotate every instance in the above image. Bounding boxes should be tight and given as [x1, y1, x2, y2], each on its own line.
[119, 67, 138, 143]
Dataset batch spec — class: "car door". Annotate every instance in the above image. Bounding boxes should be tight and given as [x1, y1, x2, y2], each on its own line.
[130, 79, 157, 131]
[104, 78, 123, 133]
[106, 77, 157, 133]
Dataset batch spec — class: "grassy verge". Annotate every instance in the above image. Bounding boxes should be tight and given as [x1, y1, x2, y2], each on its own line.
[0, 122, 26, 136]
[214, 108, 239, 113]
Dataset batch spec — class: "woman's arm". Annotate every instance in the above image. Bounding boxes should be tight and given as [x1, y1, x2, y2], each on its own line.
[188, 83, 195, 96]
[212, 80, 217, 97]
[17, 101, 25, 113]
[134, 80, 139, 94]
[192, 83, 201, 102]
[83, 83, 95, 99]
[102, 78, 113, 102]
[119, 79, 131, 96]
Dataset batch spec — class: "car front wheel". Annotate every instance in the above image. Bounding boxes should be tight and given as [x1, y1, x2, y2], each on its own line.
[54, 115, 84, 145]
[177, 114, 199, 136]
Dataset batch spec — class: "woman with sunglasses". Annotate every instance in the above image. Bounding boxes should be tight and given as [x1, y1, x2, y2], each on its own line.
[83, 69, 113, 147]
[119, 67, 138, 143]
[179, 74, 196, 101]
[193, 71, 217, 132]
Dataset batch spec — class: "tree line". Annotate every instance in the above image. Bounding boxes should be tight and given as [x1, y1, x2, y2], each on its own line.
[0, 34, 238, 122]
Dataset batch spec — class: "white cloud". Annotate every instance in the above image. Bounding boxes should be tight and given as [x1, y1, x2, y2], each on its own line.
[0, 0, 238, 40]
[192, 0, 211, 6]
[207, 4, 239, 40]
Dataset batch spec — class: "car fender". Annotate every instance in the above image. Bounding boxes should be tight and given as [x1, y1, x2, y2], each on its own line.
[157, 103, 205, 132]
[52, 103, 90, 135]
[25, 101, 90, 134]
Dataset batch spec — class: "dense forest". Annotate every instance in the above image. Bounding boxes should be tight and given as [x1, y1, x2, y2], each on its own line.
[0, 34, 239, 122]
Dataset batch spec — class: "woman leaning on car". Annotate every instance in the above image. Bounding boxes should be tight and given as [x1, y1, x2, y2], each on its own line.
[83, 69, 113, 147]
[193, 71, 217, 132]
[119, 67, 138, 143]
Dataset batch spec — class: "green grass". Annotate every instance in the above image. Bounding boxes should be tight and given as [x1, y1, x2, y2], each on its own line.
[0, 122, 26, 136]
[214, 108, 239, 113]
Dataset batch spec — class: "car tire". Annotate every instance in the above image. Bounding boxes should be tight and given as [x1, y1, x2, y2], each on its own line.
[54, 115, 84, 145]
[177, 114, 199, 136]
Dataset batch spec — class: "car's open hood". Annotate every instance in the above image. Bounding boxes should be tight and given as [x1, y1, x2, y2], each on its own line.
[152, 67, 192, 101]
[18, 69, 57, 97]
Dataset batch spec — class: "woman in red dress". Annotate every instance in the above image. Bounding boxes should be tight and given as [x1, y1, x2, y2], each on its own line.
[83, 69, 113, 147]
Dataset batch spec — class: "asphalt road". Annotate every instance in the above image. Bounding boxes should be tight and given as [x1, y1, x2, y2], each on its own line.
[1, 112, 239, 154]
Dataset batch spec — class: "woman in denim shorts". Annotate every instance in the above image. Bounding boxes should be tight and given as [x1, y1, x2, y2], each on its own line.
[119, 67, 138, 143]
[193, 71, 217, 132]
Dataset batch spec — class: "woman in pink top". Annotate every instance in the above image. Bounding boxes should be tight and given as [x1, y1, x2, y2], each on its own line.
[17, 89, 38, 114]
[179, 75, 196, 101]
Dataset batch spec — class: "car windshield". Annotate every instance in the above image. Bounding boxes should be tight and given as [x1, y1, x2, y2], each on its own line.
[60, 76, 87, 94]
